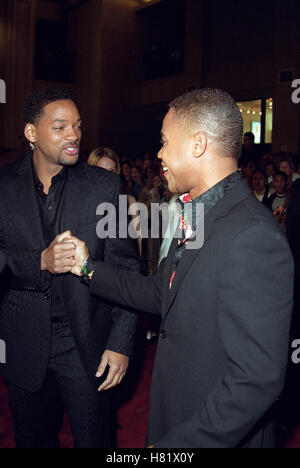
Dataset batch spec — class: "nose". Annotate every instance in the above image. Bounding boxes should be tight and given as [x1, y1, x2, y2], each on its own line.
[65, 126, 80, 142]
[157, 147, 163, 160]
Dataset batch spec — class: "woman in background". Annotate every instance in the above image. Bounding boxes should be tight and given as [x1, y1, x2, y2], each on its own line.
[88, 147, 142, 257]
[88, 147, 121, 174]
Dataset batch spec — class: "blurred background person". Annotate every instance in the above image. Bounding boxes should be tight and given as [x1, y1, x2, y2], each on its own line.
[88, 147, 121, 174]
[88, 147, 142, 257]
[130, 166, 143, 200]
[266, 171, 289, 228]
[240, 132, 260, 166]
[279, 158, 300, 189]
[252, 169, 270, 204]
[241, 160, 257, 190]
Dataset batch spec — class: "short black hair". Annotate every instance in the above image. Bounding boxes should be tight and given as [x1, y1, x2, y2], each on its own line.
[169, 88, 244, 160]
[244, 132, 255, 142]
[253, 169, 267, 182]
[273, 170, 288, 182]
[24, 87, 77, 124]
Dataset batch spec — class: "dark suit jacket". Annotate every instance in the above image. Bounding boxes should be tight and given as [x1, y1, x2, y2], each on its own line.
[88, 179, 294, 448]
[286, 179, 300, 333]
[286, 180, 300, 263]
[0, 155, 140, 392]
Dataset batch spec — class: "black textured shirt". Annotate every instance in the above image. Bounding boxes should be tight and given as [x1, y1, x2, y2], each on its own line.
[170, 170, 243, 288]
[32, 157, 68, 320]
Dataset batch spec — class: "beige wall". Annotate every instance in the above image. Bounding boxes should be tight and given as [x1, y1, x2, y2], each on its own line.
[1, 0, 299, 159]
[67, 0, 103, 151]
[136, 0, 204, 106]
[203, 0, 300, 154]
[96, 0, 141, 153]
[271, 2, 300, 153]
[0, 0, 8, 149]
[1, 0, 37, 151]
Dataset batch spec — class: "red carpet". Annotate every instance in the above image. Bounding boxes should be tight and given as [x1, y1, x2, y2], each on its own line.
[1, 339, 300, 448]
[0, 341, 156, 449]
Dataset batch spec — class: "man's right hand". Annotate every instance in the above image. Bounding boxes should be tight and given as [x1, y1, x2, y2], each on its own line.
[41, 231, 76, 274]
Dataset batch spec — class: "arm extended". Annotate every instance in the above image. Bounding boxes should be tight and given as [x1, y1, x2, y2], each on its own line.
[89, 258, 165, 316]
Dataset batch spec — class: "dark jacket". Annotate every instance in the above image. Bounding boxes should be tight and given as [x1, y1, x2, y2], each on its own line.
[286, 179, 300, 333]
[0, 155, 140, 392]
[89, 179, 294, 448]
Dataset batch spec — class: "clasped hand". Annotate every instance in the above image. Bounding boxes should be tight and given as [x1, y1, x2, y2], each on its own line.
[41, 231, 129, 391]
[41, 230, 89, 276]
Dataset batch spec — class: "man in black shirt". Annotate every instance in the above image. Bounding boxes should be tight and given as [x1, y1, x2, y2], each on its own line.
[0, 88, 140, 448]
[32, 160, 68, 320]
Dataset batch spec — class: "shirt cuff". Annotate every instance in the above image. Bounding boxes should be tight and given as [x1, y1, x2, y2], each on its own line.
[80, 257, 97, 286]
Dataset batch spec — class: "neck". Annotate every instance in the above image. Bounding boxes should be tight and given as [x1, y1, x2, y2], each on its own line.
[33, 152, 63, 194]
[189, 160, 238, 200]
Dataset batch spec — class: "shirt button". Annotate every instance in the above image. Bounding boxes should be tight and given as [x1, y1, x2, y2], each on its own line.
[44, 294, 50, 301]
[48, 206, 53, 211]
[160, 330, 167, 339]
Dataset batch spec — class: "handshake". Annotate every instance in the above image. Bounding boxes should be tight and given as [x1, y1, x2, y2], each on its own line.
[41, 231, 90, 277]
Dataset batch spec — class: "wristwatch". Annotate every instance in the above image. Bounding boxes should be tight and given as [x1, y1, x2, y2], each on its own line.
[80, 257, 96, 285]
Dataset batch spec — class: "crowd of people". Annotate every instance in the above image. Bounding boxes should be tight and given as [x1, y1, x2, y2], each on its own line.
[84, 136, 300, 273]
[85, 147, 172, 275]
[240, 135, 300, 230]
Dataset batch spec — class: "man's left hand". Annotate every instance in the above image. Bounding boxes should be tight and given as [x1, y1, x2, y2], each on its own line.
[96, 350, 129, 391]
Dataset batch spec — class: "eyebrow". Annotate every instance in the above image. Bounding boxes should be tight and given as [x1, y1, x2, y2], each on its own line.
[53, 118, 82, 123]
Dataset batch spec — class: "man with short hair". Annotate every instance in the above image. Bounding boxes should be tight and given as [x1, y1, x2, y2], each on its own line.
[0, 87, 140, 448]
[279, 158, 300, 188]
[266, 171, 289, 227]
[240, 131, 260, 165]
[69, 88, 294, 448]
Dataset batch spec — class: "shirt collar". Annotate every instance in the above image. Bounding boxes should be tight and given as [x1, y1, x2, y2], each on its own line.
[31, 155, 67, 193]
[178, 170, 243, 232]
[179, 170, 243, 210]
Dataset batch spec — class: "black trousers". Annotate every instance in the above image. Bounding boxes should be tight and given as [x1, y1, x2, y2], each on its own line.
[7, 319, 114, 448]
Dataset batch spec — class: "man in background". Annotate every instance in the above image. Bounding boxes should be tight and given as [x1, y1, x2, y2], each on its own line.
[240, 131, 260, 165]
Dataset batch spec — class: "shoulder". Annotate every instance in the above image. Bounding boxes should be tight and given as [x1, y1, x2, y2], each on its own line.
[0, 157, 28, 195]
[233, 200, 289, 252]
[0, 157, 24, 181]
[222, 191, 287, 247]
[72, 160, 121, 190]
[292, 172, 300, 182]
[228, 191, 274, 225]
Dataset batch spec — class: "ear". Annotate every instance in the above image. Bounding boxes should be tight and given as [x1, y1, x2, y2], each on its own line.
[192, 132, 207, 158]
[24, 123, 37, 144]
